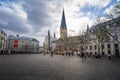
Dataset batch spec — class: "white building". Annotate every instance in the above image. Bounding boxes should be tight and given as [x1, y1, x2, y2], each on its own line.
[44, 30, 57, 53]
[0, 29, 7, 53]
[85, 17, 120, 57]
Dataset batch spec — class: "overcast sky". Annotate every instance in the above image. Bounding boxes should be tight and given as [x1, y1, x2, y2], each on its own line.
[0, 0, 119, 46]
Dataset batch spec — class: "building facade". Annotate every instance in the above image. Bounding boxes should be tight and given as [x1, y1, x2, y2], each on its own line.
[0, 29, 7, 54]
[44, 31, 57, 54]
[55, 10, 120, 57]
[53, 9, 81, 54]
[60, 9, 67, 39]
[84, 17, 120, 57]
[44, 8, 120, 57]
[6, 35, 39, 54]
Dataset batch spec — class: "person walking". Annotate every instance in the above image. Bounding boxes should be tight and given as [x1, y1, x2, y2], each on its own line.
[8, 49, 11, 55]
[66, 52, 67, 56]
[81, 52, 87, 62]
[68, 51, 70, 56]
[107, 53, 112, 60]
[51, 51, 53, 57]
[78, 51, 80, 57]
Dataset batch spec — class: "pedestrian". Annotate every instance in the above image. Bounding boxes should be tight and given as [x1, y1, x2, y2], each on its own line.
[62, 52, 64, 56]
[62, 51, 65, 56]
[74, 52, 76, 56]
[69, 52, 71, 56]
[8, 49, 11, 55]
[107, 53, 112, 60]
[81, 52, 87, 62]
[81, 52, 83, 57]
[78, 51, 80, 57]
[84, 53, 87, 60]
[51, 51, 53, 57]
[66, 52, 67, 56]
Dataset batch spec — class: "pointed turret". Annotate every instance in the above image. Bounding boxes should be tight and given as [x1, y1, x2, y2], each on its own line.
[85, 25, 90, 35]
[54, 32, 56, 38]
[48, 30, 50, 51]
[60, 9, 67, 29]
[48, 30, 50, 36]
[60, 9, 67, 38]
[86, 25, 89, 33]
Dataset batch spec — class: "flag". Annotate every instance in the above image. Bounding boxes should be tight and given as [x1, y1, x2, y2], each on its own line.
[14, 39, 18, 48]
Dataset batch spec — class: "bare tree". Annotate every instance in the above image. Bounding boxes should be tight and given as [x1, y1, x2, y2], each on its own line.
[96, 19, 120, 45]
[78, 29, 90, 54]
[103, 1, 120, 44]
[103, 1, 120, 24]
[93, 13, 120, 57]
[93, 17, 111, 55]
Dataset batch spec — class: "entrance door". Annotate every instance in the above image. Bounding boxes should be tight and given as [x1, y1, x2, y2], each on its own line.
[114, 44, 119, 58]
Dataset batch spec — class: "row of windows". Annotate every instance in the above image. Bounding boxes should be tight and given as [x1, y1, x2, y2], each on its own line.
[0, 30, 6, 36]
[88, 50, 111, 55]
[84, 44, 111, 50]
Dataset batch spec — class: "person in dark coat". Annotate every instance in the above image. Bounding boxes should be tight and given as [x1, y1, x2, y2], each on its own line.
[51, 51, 53, 57]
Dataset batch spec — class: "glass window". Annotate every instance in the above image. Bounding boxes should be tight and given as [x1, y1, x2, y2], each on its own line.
[102, 52, 105, 56]
[101, 45, 104, 49]
[90, 52, 92, 55]
[90, 45, 92, 50]
[108, 51, 111, 54]
[95, 52, 97, 55]
[94, 45, 97, 50]
[107, 44, 111, 48]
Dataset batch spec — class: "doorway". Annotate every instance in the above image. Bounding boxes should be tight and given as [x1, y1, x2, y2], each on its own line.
[114, 44, 119, 58]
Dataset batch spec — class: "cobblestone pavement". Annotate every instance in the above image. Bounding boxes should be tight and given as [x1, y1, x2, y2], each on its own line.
[0, 54, 120, 80]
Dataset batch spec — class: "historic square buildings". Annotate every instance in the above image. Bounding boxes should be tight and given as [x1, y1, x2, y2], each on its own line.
[44, 9, 120, 57]
[6, 35, 39, 54]
[0, 29, 40, 54]
[0, 29, 7, 52]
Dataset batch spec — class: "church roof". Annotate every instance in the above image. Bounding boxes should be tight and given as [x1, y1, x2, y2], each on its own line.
[52, 38, 64, 43]
[60, 9, 67, 29]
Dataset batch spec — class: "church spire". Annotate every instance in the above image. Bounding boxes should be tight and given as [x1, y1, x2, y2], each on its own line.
[86, 24, 89, 33]
[60, 8, 67, 29]
[48, 30, 50, 36]
[48, 30, 50, 51]
[54, 32, 56, 38]
[60, 8, 67, 39]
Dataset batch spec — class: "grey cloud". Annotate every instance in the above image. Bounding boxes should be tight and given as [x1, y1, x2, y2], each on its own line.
[21, 0, 53, 32]
[0, 10, 29, 33]
[0, 0, 67, 45]
[0, 0, 59, 34]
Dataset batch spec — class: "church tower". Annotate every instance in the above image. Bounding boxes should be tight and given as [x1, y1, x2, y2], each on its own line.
[60, 9, 67, 39]
[48, 30, 50, 51]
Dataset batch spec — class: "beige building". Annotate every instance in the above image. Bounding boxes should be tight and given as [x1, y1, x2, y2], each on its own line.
[0, 29, 7, 53]
[6, 35, 39, 54]
[45, 9, 120, 57]
[44, 30, 57, 54]
[53, 9, 82, 54]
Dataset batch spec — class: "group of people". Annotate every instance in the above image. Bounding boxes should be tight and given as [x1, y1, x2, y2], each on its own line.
[43, 51, 113, 60]
[62, 51, 112, 60]
[62, 51, 86, 57]
[43, 51, 54, 57]
[62, 51, 87, 59]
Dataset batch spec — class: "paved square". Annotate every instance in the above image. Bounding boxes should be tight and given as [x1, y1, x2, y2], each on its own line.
[0, 54, 120, 80]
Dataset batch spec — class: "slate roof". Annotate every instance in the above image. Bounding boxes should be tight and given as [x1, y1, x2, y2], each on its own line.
[60, 9, 67, 29]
